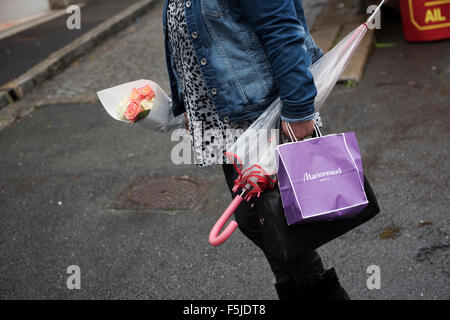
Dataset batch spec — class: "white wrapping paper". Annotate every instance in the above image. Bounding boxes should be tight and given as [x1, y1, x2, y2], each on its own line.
[97, 79, 185, 133]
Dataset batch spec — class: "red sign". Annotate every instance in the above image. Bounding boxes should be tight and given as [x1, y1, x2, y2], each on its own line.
[399, 0, 450, 41]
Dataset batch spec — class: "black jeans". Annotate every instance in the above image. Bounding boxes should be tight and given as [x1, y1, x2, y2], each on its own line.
[222, 164, 325, 284]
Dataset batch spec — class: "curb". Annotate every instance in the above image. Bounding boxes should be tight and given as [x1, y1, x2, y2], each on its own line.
[311, 0, 375, 83]
[0, 0, 158, 111]
[0, 90, 13, 107]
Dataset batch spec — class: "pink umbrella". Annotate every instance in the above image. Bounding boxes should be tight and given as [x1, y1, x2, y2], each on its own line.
[209, 152, 278, 246]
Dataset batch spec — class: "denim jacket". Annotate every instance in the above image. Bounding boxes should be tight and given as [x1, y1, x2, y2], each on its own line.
[163, 0, 323, 123]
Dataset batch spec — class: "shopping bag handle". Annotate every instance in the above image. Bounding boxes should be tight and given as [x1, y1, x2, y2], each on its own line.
[209, 194, 244, 246]
[285, 122, 323, 142]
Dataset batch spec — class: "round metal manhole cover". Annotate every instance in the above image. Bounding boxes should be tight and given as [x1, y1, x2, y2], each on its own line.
[112, 176, 208, 211]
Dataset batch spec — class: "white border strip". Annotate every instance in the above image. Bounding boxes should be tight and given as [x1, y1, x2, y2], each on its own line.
[342, 133, 368, 199]
[277, 148, 305, 220]
[277, 133, 342, 148]
[300, 200, 369, 219]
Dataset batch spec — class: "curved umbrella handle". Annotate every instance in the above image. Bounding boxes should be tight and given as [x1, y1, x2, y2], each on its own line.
[209, 195, 244, 246]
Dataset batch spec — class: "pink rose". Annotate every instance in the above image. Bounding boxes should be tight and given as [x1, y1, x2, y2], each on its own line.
[129, 98, 141, 106]
[124, 102, 142, 123]
[138, 85, 155, 100]
[129, 88, 141, 102]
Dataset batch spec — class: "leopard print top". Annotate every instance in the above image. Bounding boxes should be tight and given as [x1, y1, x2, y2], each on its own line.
[166, 0, 253, 166]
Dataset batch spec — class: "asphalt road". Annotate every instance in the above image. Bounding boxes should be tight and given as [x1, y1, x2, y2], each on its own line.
[0, 4, 448, 299]
[0, 0, 142, 86]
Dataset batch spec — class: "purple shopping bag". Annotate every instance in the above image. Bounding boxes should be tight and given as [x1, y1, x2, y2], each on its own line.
[276, 132, 368, 225]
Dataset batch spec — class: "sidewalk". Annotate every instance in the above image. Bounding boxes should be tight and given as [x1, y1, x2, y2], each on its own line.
[0, 1, 448, 299]
[311, 0, 376, 82]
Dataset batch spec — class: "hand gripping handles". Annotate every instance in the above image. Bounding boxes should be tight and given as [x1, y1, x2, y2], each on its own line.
[208, 190, 246, 246]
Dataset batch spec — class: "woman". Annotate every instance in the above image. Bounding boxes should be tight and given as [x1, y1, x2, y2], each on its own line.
[163, 0, 350, 299]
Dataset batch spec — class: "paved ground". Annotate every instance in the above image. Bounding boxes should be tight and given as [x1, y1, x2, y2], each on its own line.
[303, 0, 328, 29]
[0, 1, 448, 299]
[0, 0, 142, 86]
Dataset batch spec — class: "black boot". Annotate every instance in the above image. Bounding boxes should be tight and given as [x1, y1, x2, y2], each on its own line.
[302, 268, 350, 300]
[275, 282, 300, 300]
[275, 268, 350, 300]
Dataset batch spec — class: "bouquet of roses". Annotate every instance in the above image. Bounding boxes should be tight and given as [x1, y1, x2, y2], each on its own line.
[97, 79, 185, 132]
[117, 85, 155, 123]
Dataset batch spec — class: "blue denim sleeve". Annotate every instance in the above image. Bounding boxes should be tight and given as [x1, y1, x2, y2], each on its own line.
[238, 0, 317, 121]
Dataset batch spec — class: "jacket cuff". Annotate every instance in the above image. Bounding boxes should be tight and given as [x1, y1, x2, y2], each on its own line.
[281, 113, 315, 122]
[280, 99, 315, 122]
